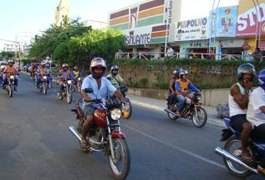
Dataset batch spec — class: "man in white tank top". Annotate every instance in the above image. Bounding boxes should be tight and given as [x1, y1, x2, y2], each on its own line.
[229, 63, 255, 161]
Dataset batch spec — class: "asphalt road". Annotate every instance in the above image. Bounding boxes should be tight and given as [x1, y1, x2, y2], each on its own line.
[0, 74, 263, 180]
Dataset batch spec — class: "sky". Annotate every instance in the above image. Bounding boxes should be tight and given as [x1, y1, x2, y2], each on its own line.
[0, 0, 238, 43]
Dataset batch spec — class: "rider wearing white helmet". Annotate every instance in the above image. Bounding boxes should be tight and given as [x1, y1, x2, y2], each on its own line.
[80, 57, 124, 152]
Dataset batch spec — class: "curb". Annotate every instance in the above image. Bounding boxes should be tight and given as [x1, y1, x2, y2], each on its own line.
[130, 100, 225, 128]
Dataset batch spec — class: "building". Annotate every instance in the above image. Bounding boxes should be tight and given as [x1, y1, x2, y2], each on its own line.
[109, 0, 265, 60]
[109, 0, 181, 58]
[55, 0, 70, 26]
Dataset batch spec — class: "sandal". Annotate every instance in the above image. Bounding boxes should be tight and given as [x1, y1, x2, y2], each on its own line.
[80, 139, 90, 152]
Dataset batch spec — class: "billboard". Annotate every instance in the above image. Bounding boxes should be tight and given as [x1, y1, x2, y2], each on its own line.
[174, 17, 208, 41]
[237, 0, 265, 36]
[217, 6, 237, 37]
[124, 24, 170, 45]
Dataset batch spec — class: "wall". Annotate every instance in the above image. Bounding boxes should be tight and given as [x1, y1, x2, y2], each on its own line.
[128, 87, 230, 107]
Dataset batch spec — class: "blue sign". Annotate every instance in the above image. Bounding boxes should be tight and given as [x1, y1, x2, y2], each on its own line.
[209, 6, 237, 37]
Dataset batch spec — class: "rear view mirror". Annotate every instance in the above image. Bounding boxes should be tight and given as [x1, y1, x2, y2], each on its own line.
[84, 88, 93, 93]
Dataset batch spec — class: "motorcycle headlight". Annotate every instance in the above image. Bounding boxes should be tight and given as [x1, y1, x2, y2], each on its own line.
[110, 108, 122, 120]
[67, 80, 72, 84]
[10, 75, 14, 79]
[43, 76, 47, 80]
[78, 77, 81, 81]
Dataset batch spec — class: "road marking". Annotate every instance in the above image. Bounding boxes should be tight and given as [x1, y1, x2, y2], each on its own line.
[123, 124, 226, 169]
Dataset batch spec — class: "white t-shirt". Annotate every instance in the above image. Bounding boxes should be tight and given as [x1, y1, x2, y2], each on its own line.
[166, 48, 174, 57]
[81, 75, 117, 105]
[247, 87, 265, 126]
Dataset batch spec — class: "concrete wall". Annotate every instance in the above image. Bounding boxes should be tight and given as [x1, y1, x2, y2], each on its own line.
[128, 88, 230, 107]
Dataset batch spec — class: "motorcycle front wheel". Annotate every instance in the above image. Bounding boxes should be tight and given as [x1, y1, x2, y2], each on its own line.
[223, 136, 251, 177]
[108, 138, 130, 180]
[191, 107, 207, 128]
[42, 82, 47, 95]
[66, 90, 72, 104]
[7, 86, 13, 98]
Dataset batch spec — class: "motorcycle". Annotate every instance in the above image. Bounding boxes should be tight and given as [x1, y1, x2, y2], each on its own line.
[59, 78, 73, 104]
[119, 84, 132, 119]
[72, 77, 82, 93]
[69, 88, 130, 180]
[164, 92, 207, 128]
[4, 73, 16, 98]
[38, 74, 49, 95]
[215, 118, 265, 177]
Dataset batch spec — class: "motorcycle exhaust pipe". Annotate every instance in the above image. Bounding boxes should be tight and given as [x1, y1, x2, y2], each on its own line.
[69, 126, 81, 142]
[164, 108, 176, 115]
[215, 146, 258, 173]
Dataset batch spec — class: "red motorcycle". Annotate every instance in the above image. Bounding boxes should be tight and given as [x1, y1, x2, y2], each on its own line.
[69, 88, 130, 180]
[164, 92, 208, 128]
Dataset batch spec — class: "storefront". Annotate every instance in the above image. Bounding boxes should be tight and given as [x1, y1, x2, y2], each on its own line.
[109, 0, 181, 58]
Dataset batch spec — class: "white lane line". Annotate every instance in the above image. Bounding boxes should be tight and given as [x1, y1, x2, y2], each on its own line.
[123, 124, 226, 169]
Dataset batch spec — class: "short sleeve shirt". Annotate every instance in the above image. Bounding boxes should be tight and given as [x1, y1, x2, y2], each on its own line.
[247, 87, 265, 126]
[81, 75, 117, 105]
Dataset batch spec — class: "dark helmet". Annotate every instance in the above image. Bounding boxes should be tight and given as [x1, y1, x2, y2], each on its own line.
[237, 63, 256, 80]
[89, 57, 106, 79]
[111, 65, 119, 75]
[179, 69, 188, 77]
[258, 69, 265, 90]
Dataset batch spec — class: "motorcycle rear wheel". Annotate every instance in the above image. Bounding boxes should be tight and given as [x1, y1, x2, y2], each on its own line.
[108, 138, 130, 180]
[191, 107, 207, 128]
[223, 136, 251, 177]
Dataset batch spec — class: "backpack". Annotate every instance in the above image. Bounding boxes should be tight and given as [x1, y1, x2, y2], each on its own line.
[216, 103, 230, 119]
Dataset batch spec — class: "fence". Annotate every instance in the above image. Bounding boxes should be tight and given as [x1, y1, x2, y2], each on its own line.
[115, 51, 265, 61]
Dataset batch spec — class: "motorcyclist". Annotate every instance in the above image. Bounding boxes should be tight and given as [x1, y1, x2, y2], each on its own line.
[168, 68, 180, 110]
[80, 57, 124, 151]
[58, 63, 75, 95]
[228, 63, 255, 162]
[246, 69, 265, 175]
[30, 61, 38, 80]
[36, 61, 50, 88]
[174, 69, 199, 116]
[73, 66, 81, 79]
[2, 60, 19, 91]
[107, 65, 124, 88]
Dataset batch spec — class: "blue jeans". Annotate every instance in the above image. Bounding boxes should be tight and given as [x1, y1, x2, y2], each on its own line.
[177, 95, 186, 113]
[36, 75, 50, 87]
[3, 77, 18, 87]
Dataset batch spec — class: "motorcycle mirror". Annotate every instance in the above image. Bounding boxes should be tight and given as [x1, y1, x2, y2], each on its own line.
[84, 88, 93, 93]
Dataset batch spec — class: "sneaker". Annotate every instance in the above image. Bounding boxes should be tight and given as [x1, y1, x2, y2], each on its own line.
[80, 139, 90, 152]
[175, 111, 181, 117]
[257, 165, 265, 176]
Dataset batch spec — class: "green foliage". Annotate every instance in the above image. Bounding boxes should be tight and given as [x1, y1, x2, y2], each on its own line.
[113, 58, 265, 89]
[0, 51, 15, 59]
[29, 18, 92, 61]
[21, 58, 32, 65]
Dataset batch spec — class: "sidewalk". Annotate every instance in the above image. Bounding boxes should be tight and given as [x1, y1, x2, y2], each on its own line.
[128, 94, 225, 128]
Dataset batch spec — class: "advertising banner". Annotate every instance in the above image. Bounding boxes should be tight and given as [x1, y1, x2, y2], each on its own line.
[216, 6, 237, 37]
[237, 0, 265, 36]
[174, 17, 208, 41]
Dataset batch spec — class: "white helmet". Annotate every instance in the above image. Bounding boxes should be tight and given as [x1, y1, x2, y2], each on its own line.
[89, 57, 106, 78]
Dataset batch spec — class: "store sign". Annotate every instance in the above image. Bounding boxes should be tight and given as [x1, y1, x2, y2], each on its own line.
[174, 17, 208, 41]
[164, 0, 173, 24]
[237, 0, 265, 36]
[209, 6, 237, 37]
[124, 27, 152, 45]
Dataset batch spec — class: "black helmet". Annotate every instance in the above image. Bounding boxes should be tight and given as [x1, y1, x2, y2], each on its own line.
[111, 65, 119, 75]
[237, 63, 256, 80]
